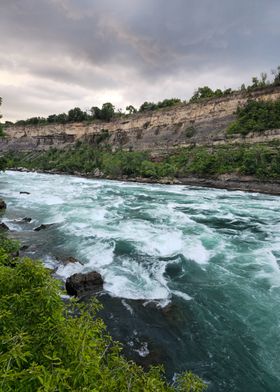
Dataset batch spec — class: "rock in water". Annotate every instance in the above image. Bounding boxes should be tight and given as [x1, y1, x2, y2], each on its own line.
[66, 271, 104, 296]
[0, 222, 9, 231]
[20, 244, 29, 251]
[0, 199, 7, 210]
[21, 217, 32, 223]
[34, 223, 53, 231]
[61, 256, 81, 266]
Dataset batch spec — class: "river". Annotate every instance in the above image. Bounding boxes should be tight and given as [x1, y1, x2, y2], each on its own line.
[1, 170, 280, 391]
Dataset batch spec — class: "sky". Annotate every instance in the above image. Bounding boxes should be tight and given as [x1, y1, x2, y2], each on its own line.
[1, 0, 280, 122]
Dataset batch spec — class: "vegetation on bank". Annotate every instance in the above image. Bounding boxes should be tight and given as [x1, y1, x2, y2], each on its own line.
[4, 142, 280, 180]
[227, 99, 280, 135]
[0, 232, 206, 391]
[2, 66, 280, 127]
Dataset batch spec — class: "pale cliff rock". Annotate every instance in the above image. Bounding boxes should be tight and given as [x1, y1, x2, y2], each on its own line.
[1, 86, 280, 154]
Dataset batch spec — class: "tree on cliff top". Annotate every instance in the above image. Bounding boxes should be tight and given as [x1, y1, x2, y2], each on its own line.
[126, 105, 137, 114]
[91, 103, 115, 121]
[68, 107, 87, 122]
[0, 97, 5, 138]
[272, 66, 280, 86]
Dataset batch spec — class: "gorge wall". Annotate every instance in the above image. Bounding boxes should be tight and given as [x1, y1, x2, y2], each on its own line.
[2, 86, 280, 155]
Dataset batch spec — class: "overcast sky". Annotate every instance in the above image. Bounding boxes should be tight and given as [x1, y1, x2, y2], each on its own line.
[1, 0, 280, 121]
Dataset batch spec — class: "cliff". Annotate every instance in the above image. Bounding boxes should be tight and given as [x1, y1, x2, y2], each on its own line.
[2, 86, 280, 155]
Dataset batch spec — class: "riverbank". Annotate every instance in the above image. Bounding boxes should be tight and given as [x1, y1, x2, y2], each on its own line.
[11, 167, 280, 196]
[3, 141, 280, 196]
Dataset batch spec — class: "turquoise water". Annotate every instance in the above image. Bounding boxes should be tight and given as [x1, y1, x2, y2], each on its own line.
[1, 171, 280, 391]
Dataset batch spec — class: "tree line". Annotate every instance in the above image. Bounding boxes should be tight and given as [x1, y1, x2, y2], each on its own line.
[5, 141, 280, 180]
[2, 66, 280, 127]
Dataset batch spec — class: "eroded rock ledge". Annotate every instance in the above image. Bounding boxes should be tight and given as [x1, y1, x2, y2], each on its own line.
[2, 86, 280, 154]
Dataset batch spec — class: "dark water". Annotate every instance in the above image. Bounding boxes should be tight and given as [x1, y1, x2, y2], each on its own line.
[1, 171, 280, 391]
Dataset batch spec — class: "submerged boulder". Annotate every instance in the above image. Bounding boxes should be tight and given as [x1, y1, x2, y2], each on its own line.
[34, 223, 54, 231]
[66, 271, 103, 296]
[16, 217, 32, 224]
[21, 217, 32, 223]
[0, 199, 6, 210]
[58, 256, 81, 266]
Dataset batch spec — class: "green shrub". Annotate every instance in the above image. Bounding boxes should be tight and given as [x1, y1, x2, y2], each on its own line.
[227, 100, 280, 135]
[0, 235, 206, 391]
[6, 141, 280, 180]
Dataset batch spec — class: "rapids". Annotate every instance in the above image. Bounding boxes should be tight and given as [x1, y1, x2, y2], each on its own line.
[1, 171, 280, 391]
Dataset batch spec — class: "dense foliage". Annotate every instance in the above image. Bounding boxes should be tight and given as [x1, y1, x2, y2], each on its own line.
[0, 233, 206, 391]
[9, 99, 183, 127]
[5, 142, 280, 180]
[227, 100, 280, 135]
[189, 67, 280, 104]
[0, 156, 7, 171]
[139, 98, 182, 112]
[189, 87, 233, 103]
[12, 103, 117, 127]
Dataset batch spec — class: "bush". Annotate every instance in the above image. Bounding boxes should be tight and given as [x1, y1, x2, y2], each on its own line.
[227, 100, 280, 135]
[0, 235, 206, 392]
[5, 141, 280, 180]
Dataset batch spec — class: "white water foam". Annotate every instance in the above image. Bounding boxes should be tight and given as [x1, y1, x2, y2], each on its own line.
[121, 299, 134, 314]
[3, 170, 280, 306]
[134, 342, 150, 357]
[172, 290, 192, 301]
[103, 257, 170, 301]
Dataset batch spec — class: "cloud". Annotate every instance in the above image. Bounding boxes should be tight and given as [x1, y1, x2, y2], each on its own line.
[0, 0, 279, 121]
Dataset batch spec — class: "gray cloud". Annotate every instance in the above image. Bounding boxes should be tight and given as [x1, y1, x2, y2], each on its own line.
[0, 0, 279, 121]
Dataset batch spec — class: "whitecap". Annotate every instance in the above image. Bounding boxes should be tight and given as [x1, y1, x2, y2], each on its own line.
[121, 299, 134, 314]
[103, 257, 170, 301]
[172, 290, 192, 301]
[134, 342, 150, 357]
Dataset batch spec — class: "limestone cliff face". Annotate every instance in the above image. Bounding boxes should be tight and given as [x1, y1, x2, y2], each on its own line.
[2, 86, 280, 154]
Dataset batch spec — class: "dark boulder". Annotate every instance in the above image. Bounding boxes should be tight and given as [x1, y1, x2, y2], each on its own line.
[66, 271, 103, 296]
[0, 199, 6, 210]
[21, 217, 32, 223]
[16, 217, 32, 224]
[34, 223, 53, 231]
[0, 222, 9, 231]
[20, 244, 29, 251]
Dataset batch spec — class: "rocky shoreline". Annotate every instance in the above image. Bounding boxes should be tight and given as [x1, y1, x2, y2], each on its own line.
[0, 195, 105, 298]
[0, 197, 175, 369]
[10, 167, 280, 196]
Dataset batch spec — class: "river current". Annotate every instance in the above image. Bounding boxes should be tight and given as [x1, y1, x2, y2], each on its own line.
[1, 171, 280, 391]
